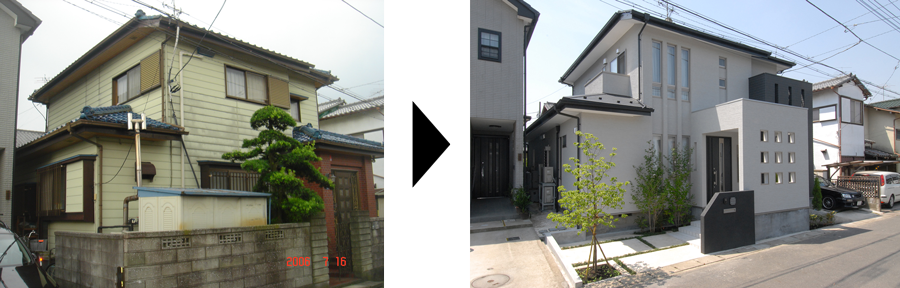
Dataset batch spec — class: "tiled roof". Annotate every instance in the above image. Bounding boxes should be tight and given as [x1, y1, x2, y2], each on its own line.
[293, 123, 383, 151]
[812, 74, 872, 97]
[868, 98, 900, 109]
[17, 105, 180, 148]
[320, 96, 384, 119]
[318, 98, 346, 114]
[865, 147, 896, 159]
[15, 130, 45, 148]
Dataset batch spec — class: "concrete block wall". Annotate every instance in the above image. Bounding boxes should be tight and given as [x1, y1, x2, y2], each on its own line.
[54, 232, 124, 287]
[370, 217, 384, 280]
[350, 211, 374, 280]
[56, 222, 329, 288]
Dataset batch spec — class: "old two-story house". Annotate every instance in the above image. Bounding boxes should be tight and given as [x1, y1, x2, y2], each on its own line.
[318, 96, 385, 217]
[470, 0, 538, 211]
[0, 0, 39, 227]
[13, 12, 381, 272]
[863, 97, 900, 172]
[811, 74, 875, 177]
[526, 10, 813, 241]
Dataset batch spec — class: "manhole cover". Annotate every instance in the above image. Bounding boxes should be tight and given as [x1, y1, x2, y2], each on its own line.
[471, 274, 510, 288]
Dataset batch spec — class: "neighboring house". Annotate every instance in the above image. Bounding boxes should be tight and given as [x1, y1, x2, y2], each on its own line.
[811, 74, 873, 177]
[0, 0, 39, 227]
[318, 95, 385, 217]
[526, 10, 812, 241]
[864, 98, 900, 171]
[470, 0, 539, 200]
[13, 13, 378, 273]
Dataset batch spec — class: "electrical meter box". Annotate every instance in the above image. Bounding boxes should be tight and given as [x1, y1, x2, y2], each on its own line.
[134, 187, 270, 232]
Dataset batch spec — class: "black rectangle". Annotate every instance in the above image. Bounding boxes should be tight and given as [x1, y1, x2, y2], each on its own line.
[412, 102, 450, 187]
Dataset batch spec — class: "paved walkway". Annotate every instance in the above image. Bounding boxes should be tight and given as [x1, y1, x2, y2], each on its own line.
[470, 226, 568, 287]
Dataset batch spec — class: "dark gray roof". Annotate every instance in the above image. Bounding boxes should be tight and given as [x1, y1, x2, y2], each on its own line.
[318, 98, 346, 114]
[15, 130, 44, 148]
[865, 147, 896, 159]
[869, 98, 900, 109]
[812, 74, 872, 97]
[320, 96, 384, 119]
[293, 123, 383, 151]
[560, 10, 794, 85]
[17, 105, 180, 148]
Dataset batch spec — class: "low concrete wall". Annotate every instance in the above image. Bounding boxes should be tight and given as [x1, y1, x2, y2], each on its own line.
[755, 208, 809, 241]
[349, 211, 385, 281]
[544, 235, 582, 288]
[56, 214, 331, 288]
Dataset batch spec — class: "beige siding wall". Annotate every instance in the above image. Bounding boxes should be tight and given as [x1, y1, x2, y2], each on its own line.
[46, 32, 168, 129]
[65, 161, 83, 213]
[160, 39, 322, 187]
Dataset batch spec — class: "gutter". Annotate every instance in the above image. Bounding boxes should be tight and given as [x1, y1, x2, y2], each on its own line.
[636, 13, 650, 108]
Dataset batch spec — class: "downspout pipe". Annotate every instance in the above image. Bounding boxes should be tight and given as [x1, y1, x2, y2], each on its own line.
[636, 13, 650, 108]
[69, 131, 102, 227]
[523, 24, 529, 186]
[123, 195, 138, 227]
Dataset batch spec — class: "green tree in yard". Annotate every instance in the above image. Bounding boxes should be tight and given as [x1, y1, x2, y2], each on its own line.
[632, 141, 666, 233]
[812, 177, 823, 210]
[222, 105, 333, 223]
[548, 131, 629, 273]
[664, 144, 694, 228]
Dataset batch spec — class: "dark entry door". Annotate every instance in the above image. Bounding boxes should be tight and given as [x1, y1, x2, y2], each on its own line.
[471, 136, 510, 198]
[706, 136, 732, 203]
[333, 171, 357, 277]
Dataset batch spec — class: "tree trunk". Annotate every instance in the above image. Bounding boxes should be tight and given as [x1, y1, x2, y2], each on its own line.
[594, 225, 611, 267]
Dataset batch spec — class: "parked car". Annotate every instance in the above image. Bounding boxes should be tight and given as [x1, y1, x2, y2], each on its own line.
[0, 227, 57, 287]
[815, 176, 865, 210]
[851, 171, 900, 208]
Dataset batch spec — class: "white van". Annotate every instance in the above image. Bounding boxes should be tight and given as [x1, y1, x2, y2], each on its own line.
[852, 171, 900, 209]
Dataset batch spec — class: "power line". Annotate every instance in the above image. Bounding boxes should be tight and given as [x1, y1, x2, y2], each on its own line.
[858, 0, 900, 35]
[340, 0, 383, 28]
[171, 0, 227, 82]
[808, 0, 900, 62]
[84, 0, 132, 19]
[62, 0, 123, 25]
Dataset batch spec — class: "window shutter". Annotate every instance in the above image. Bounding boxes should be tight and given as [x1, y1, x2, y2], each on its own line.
[267, 76, 290, 108]
[140, 50, 161, 93]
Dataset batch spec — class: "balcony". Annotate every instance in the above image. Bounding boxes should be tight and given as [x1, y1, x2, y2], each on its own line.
[584, 72, 632, 97]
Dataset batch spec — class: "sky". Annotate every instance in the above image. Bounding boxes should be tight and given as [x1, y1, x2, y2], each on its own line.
[15, 0, 384, 131]
[523, 0, 900, 126]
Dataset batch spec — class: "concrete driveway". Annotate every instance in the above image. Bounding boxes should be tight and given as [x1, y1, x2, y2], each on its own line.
[470, 227, 568, 287]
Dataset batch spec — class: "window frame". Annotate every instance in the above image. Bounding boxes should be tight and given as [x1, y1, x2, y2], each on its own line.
[35, 155, 95, 222]
[840, 96, 864, 125]
[681, 48, 690, 101]
[112, 64, 142, 105]
[225, 65, 269, 105]
[477, 28, 502, 62]
[812, 104, 837, 122]
[289, 94, 308, 123]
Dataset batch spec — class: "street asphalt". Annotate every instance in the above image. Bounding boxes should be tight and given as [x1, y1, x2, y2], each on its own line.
[630, 210, 900, 288]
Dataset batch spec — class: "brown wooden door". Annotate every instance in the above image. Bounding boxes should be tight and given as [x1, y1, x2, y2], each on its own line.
[332, 171, 357, 277]
[471, 136, 510, 198]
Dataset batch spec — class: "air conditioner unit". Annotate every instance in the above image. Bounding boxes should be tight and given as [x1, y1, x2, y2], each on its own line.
[543, 167, 554, 183]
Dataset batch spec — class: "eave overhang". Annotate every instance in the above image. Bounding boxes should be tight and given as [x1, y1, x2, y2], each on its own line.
[525, 96, 653, 136]
[15, 119, 187, 159]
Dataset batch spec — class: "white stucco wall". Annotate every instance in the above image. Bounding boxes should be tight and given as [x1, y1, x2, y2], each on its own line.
[691, 99, 809, 214]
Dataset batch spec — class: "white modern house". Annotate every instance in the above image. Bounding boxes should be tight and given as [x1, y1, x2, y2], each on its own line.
[811, 74, 873, 178]
[0, 0, 39, 226]
[318, 96, 385, 217]
[525, 10, 813, 240]
[470, 0, 538, 200]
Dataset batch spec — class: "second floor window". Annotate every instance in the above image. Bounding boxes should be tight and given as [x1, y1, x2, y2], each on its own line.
[478, 28, 501, 62]
[841, 97, 863, 125]
[226, 67, 268, 103]
[115, 66, 141, 104]
[290, 98, 302, 122]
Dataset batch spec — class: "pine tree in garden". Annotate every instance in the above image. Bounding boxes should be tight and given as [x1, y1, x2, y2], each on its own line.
[222, 105, 333, 223]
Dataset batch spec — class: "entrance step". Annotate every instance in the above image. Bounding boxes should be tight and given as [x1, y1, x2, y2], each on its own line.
[470, 219, 533, 234]
[668, 221, 702, 250]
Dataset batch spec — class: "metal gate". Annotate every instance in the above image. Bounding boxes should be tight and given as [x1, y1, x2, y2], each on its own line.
[333, 171, 358, 277]
[471, 136, 510, 198]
